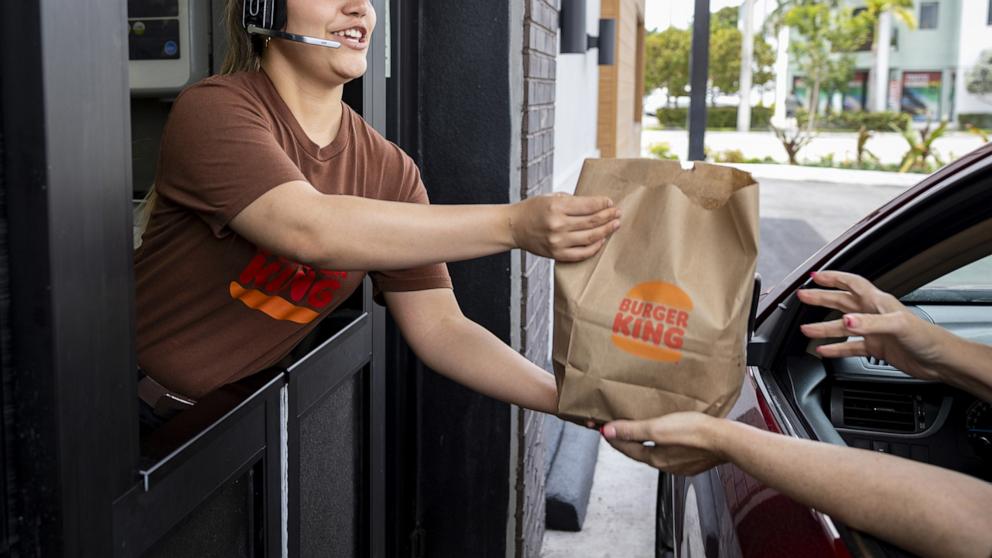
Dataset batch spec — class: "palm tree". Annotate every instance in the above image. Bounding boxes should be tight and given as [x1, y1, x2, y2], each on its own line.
[764, 0, 836, 125]
[864, 0, 916, 112]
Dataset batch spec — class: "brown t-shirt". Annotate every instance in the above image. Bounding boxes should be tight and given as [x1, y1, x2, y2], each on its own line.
[135, 70, 451, 399]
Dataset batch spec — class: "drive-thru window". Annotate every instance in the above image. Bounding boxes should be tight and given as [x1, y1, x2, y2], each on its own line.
[3, 0, 391, 555]
[0, 0, 567, 554]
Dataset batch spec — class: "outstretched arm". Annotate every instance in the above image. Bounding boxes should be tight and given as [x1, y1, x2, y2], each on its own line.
[231, 180, 620, 271]
[603, 413, 992, 558]
[799, 270, 992, 401]
[384, 288, 557, 413]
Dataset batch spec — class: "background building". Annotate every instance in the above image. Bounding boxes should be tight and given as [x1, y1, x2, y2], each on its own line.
[789, 0, 992, 124]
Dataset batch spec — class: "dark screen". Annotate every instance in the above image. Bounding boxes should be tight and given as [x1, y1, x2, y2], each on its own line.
[128, 19, 181, 60]
[127, 0, 179, 19]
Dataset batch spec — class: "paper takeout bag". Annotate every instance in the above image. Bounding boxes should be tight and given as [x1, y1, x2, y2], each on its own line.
[553, 158, 759, 425]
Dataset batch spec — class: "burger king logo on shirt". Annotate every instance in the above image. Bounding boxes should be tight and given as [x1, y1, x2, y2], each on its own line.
[611, 281, 692, 362]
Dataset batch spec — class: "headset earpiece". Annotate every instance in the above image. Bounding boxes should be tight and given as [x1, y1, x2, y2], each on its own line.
[243, 0, 287, 33]
[242, 0, 341, 50]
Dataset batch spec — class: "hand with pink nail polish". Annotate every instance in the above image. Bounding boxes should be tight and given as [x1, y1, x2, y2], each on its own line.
[797, 271, 992, 400]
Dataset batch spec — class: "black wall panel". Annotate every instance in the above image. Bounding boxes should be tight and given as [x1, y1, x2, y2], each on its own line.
[300, 373, 365, 557]
[144, 470, 254, 558]
[414, 1, 514, 556]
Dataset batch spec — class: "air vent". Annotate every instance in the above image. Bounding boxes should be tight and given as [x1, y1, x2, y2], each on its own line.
[864, 356, 893, 368]
[842, 389, 918, 433]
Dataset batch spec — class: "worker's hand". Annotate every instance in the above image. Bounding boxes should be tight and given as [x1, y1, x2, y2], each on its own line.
[508, 193, 620, 262]
[798, 271, 953, 383]
[601, 412, 727, 476]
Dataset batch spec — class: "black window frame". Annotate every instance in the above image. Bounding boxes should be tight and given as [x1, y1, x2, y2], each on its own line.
[919, 1, 939, 30]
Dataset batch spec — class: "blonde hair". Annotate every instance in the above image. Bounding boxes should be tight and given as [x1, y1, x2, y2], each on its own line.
[136, 0, 261, 248]
[221, 0, 264, 74]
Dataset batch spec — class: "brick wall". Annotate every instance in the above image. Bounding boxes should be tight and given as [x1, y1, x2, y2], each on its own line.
[516, 0, 559, 556]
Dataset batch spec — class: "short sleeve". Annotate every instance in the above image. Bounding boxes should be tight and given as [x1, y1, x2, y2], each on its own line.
[370, 149, 452, 298]
[155, 79, 306, 237]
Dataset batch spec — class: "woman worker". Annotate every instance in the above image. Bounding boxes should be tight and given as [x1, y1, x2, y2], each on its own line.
[134, 0, 620, 423]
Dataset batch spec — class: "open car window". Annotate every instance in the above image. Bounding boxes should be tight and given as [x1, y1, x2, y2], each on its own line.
[901, 254, 992, 304]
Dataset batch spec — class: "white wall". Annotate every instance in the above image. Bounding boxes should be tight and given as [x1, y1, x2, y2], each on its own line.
[553, 0, 601, 194]
[954, 1, 992, 116]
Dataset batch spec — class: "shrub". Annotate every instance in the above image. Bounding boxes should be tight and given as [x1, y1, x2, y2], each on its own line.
[795, 110, 910, 131]
[655, 107, 688, 128]
[655, 106, 773, 130]
[714, 149, 746, 163]
[959, 113, 992, 130]
[649, 142, 679, 161]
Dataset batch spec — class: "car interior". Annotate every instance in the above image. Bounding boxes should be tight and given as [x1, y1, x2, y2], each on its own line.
[753, 156, 992, 485]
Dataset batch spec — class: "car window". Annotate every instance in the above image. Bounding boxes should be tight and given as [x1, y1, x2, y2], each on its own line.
[901, 254, 992, 304]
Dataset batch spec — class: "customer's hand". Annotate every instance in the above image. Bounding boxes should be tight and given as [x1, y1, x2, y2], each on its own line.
[601, 412, 727, 476]
[509, 193, 620, 262]
[797, 270, 954, 382]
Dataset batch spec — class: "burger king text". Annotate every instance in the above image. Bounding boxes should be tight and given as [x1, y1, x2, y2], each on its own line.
[611, 281, 693, 362]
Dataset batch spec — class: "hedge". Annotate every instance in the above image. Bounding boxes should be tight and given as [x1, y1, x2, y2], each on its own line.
[655, 106, 917, 131]
[796, 110, 910, 131]
[655, 106, 773, 130]
[959, 113, 992, 130]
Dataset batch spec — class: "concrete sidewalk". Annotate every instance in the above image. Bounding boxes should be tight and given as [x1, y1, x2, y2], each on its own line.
[728, 162, 923, 188]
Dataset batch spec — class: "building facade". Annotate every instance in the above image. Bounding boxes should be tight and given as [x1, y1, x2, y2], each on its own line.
[789, 0, 992, 124]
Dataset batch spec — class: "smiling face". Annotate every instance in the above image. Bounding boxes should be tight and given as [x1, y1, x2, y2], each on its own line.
[276, 0, 376, 86]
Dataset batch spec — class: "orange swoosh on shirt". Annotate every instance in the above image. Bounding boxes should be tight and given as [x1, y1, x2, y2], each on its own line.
[229, 281, 320, 324]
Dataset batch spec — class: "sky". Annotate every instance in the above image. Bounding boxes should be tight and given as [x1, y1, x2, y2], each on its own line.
[644, 0, 777, 32]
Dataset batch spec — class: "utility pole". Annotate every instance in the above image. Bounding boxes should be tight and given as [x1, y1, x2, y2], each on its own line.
[688, 0, 711, 161]
[737, 0, 755, 132]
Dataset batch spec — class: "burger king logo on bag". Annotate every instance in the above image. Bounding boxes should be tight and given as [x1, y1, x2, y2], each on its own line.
[612, 282, 692, 362]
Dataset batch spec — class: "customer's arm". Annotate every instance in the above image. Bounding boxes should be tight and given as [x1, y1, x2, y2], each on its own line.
[799, 270, 992, 401]
[231, 181, 620, 271]
[603, 412, 992, 558]
[384, 288, 557, 414]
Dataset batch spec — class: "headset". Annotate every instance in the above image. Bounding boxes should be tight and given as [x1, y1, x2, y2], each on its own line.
[243, 0, 341, 49]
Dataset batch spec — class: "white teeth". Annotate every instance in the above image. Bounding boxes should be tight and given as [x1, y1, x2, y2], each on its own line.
[332, 28, 363, 40]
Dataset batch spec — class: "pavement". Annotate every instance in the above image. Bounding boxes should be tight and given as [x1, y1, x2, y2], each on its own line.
[642, 127, 986, 167]
[541, 148, 919, 558]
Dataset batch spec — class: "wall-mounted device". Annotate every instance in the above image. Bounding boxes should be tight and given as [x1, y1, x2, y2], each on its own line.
[559, 0, 616, 66]
[128, 0, 211, 96]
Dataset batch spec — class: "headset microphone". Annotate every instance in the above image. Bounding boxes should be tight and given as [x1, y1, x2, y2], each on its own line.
[244, 0, 342, 49]
[246, 25, 342, 49]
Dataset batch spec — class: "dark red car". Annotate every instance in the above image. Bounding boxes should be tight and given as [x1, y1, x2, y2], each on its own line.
[657, 142, 992, 557]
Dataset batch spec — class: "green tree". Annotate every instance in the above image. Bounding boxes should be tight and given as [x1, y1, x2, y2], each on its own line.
[707, 9, 777, 105]
[712, 5, 739, 30]
[785, 4, 871, 128]
[821, 55, 857, 115]
[966, 49, 992, 105]
[709, 26, 742, 105]
[644, 28, 691, 105]
[752, 36, 777, 95]
[863, 0, 915, 32]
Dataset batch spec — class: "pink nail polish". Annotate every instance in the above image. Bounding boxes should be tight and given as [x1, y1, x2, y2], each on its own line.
[844, 316, 855, 329]
[810, 271, 817, 278]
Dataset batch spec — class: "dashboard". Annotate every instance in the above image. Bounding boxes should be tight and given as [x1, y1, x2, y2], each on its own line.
[821, 304, 992, 480]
